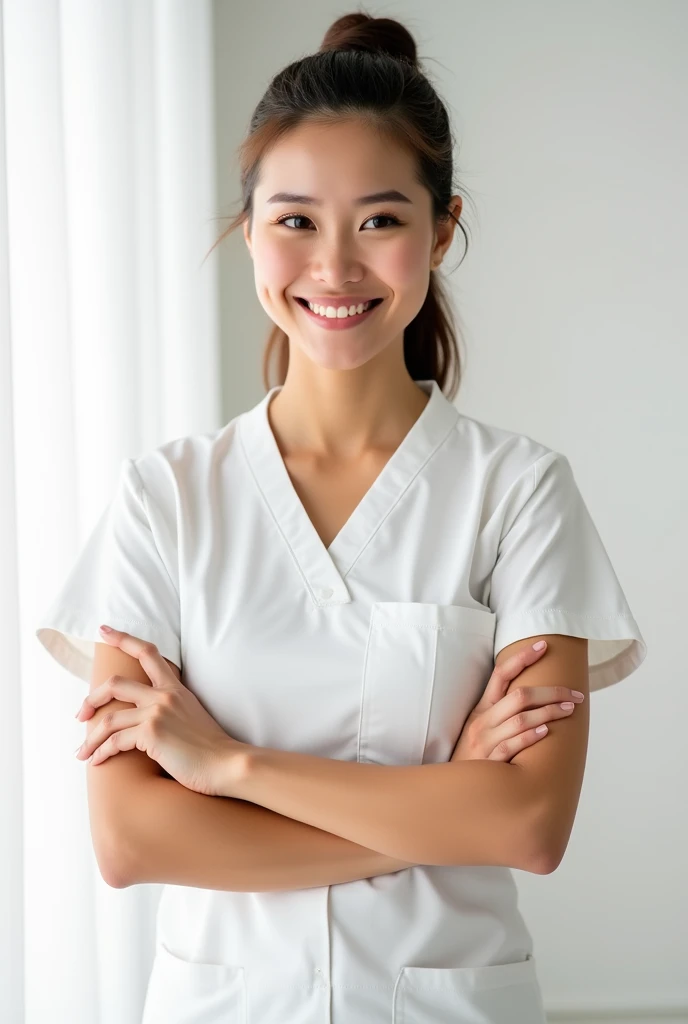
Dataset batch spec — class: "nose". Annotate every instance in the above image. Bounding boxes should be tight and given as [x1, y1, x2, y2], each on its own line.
[310, 235, 364, 289]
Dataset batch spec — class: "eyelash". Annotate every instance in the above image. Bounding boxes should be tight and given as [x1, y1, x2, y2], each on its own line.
[273, 211, 403, 230]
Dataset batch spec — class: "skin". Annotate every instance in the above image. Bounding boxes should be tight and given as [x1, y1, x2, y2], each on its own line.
[242, 116, 463, 463]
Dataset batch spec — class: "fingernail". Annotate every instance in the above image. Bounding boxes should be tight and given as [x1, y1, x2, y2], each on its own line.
[532, 641, 547, 651]
[99, 625, 113, 633]
[571, 690, 585, 700]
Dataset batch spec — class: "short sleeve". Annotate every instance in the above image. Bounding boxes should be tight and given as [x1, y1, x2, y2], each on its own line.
[488, 450, 647, 692]
[35, 457, 181, 684]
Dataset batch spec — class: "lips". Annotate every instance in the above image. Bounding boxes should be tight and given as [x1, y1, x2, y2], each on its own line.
[295, 295, 384, 330]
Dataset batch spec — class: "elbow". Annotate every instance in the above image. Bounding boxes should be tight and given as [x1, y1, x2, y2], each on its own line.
[528, 815, 568, 875]
[103, 848, 138, 889]
[518, 829, 561, 875]
[527, 846, 561, 875]
[103, 845, 136, 888]
[94, 827, 138, 889]
[102, 866, 130, 889]
[95, 851, 128, 889]
[538, 832, 570, 875]
[110, 830, 142, 888]
[518, 787, 565, 875]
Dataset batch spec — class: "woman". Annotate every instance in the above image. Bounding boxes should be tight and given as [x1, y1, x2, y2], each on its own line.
[37, 11, 646, 1022]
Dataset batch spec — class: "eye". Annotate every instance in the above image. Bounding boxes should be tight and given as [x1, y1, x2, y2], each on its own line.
[274, 214, 313, 230]
[363, 213, 402, 230]
[273, 212, 403, 230]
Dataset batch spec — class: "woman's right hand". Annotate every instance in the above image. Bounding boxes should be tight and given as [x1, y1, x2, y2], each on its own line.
[450, 641, 585, 763]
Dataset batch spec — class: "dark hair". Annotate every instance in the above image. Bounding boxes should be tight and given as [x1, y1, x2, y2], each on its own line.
[207, 8, 473, 401]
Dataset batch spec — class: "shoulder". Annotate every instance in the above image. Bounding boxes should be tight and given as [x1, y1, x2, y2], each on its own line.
[450, 410, 568, 511]
[127, 414, 244, 512]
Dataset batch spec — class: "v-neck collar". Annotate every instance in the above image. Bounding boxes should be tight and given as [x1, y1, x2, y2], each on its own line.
[238, 379, 460, 607]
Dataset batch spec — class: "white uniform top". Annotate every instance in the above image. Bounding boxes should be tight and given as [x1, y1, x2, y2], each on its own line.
[36, 378, 646, 1024]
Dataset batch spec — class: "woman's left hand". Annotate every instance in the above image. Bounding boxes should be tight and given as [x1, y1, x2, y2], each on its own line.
[74, 626, 249, 797]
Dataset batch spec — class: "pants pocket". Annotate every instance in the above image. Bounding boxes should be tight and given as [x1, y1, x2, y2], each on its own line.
[141, 941, 247, 1024]
[392, 954, 547, 1024]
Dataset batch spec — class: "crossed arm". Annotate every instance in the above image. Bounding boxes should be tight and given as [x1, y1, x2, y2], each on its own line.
[115, 633, 588, 889]
[119, 757, 542, 890]
[118, 773, 417, 891]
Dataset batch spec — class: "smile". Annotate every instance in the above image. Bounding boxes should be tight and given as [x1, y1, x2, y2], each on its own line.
[295, 296, 384, 330]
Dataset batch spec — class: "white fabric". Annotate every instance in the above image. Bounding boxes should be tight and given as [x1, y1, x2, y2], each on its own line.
[37, 457, 182, 682]
[35, 379, 646, 1023]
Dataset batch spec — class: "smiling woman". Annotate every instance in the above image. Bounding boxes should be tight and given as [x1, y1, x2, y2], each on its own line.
[204, 21, 470, 408]
[35, 8, 647, 1024]
[235, 114, 464, 395]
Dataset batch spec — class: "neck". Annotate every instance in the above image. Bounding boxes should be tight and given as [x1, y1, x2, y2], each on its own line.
[266, 371, 430, 462]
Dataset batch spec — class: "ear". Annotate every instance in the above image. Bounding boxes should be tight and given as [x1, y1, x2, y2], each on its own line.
[431, 194, 462, 267]
[243, 218, 252, 259]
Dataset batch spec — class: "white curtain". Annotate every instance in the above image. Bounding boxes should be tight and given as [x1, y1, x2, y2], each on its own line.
[1, 1, 220, 1020]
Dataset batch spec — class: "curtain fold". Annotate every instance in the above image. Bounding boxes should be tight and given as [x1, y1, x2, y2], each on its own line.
[0, 1, 220, 1020]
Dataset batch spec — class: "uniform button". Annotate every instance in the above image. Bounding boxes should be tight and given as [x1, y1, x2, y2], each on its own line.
[317, 586, 334, 600]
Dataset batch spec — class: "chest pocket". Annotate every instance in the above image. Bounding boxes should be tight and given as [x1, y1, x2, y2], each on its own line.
[358, 602, 496, 766]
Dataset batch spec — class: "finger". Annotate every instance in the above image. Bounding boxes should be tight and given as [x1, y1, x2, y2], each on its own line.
[488, 725, 550, 762]
[81, 676, 153, 717]
[489, 701, 577, 753]
[76, 707, 141, 762]
[98, 626, 174, 690]
[482, 642, 547, 707]
[486, 685, 579, 731]
[500, 685, 583, 719]
[88, 724, 144, 766]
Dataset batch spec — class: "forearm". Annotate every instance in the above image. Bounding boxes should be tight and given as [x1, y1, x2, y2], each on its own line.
[230, 749, 544, 870]
[117, 776, 416, 891]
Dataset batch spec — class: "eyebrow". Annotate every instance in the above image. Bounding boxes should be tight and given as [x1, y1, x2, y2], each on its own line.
[266, 189, 413, 206]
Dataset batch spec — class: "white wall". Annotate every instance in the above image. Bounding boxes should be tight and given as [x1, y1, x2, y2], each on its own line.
[212, 1, 687, 1019]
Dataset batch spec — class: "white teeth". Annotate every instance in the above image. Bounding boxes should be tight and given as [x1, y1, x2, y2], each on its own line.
[306, 300, 375, 318]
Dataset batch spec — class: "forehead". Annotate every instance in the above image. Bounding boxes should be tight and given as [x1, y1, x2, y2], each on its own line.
[254, 119, 420, 202]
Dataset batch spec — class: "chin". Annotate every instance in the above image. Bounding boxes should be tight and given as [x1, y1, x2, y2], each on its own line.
[299, 341, 392, 373]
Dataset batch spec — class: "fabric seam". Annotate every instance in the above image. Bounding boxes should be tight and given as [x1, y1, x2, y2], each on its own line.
[128, 457, 181, 601]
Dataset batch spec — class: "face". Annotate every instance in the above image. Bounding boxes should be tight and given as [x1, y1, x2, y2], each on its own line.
[243, 118, 461, 373]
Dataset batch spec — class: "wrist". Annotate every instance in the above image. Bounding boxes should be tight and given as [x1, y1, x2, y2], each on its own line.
[214, 742, 257, 798]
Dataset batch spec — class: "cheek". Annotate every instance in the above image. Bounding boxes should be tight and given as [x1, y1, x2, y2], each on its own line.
[383, 238, 429, 289]
[253, 235, 300, 288]
[380, 242, 431, 318]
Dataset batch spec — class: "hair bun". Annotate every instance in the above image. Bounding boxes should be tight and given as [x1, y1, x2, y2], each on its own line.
[320, 11, 418, 66]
